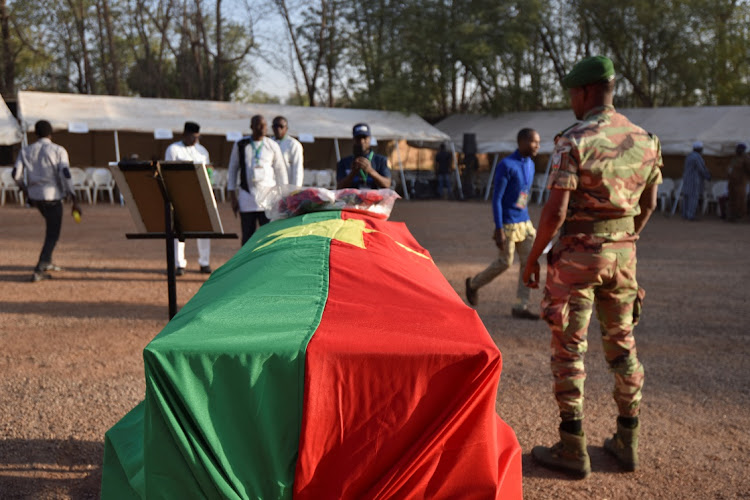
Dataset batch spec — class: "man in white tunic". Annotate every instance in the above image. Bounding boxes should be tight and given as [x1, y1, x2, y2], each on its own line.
[164, 121, 213, 275]
[228, 115, 289, 245]
[272, 115, 304, 187]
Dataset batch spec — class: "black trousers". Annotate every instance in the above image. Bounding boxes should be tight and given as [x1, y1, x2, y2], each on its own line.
[240, 211, 269, 245]
[34, 200, 63, 271]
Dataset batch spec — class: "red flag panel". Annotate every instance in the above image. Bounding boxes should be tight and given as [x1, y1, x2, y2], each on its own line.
[294, 213, 522, 499]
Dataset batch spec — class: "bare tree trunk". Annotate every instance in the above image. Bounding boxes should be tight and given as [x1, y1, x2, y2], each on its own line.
[66, 0, 95, 93]
[275, 0, 321, 106]
[194, 0, 213, 99]
[0, 0, 14, 97]
[95, 1, 111, 92]
[101, 0, 120, 94]
[324, 0, 339, 106]
[326, 60, 334, 107]
[215, 0, 223, 100]
[538, 23, 566, 84]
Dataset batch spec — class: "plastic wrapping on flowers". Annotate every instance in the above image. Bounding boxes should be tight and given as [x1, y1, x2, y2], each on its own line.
[261, 185, 401, 221]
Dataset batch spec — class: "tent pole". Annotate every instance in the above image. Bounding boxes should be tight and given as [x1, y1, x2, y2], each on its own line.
[450, 142, 463, 200]
[395, 140, 410, 200]
[484, 153, 499, 201]
[334, 138, 341, 162]
[114, 130, 121, 162]
[113, 130, 124, 204]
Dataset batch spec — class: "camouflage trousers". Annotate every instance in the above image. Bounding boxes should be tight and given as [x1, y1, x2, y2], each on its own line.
[471, 220, 535, 310]
[541, 237, 644, 421]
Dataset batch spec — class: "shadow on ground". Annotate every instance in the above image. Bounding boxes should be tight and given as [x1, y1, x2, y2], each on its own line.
[0, 438, 102, 500]
[0, 265, 185, 284]
[521, 446, 629, 481]
[1, 300, 168, 320]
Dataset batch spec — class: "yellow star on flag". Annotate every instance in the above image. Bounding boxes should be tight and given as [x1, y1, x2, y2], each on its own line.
[254, 218, 429, 260]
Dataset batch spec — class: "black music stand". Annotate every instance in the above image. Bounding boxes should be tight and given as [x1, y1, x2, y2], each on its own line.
[110, 160, 237, 319]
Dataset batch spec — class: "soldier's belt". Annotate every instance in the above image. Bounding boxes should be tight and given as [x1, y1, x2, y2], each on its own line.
[563, 217, 634, 235]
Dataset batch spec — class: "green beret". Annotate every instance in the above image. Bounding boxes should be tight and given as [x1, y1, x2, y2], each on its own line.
[562, 56, 615, 89]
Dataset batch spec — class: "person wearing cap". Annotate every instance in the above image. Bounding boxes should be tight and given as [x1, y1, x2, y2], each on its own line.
[465, 128, 541, 320]
[272, 116, 304, 187]
[680, 142, 711, 221]
[336, 123, 391, 189]
[521, 56, 663, 478]
[726, 142, 750, 221]
[165, 121, 213, 275]
[228, 115, 288, 245]
[13, 120, 82, 282]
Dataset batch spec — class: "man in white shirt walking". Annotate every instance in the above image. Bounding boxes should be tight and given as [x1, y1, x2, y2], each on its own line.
[228, 115, 288, 245]
[271, 116, 304, 187]
[164, 121, 213, 275]
[13, 120, 82, 282]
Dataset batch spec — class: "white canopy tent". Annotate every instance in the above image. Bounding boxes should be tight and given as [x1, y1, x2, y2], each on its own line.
[17, 91, 454, 199]
[0, 95, 22, 146]
[436, 106, 750, 200]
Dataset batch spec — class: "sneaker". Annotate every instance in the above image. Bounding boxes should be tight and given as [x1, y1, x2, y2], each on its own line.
[465, 277, 478, 306]
[30, 271, 52, 282]
[40, 264, 64, 272]
[512, 308, 540, 320]
[175, 267, 185, 276]
[199, 265, 212, 274]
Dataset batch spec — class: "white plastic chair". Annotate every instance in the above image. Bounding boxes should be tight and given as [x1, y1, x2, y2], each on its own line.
[70, 167, 93, 204]
[703, 180, 728, 215]
[91, 168, 116, 204]
[302, 169, 316, 186]
[211, 168, 227, 202]
[315, 170, 333, 189]
[657, 178, 675, 213]
[0, 167, 24, 206]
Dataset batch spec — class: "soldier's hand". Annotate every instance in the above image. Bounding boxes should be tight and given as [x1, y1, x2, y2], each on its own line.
[493, 227, 506, 250]
[523, 259, 540, 289]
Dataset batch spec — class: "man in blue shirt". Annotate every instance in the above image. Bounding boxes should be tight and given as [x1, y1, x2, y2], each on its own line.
[466, 128, 541, 319]
[336, 123, 392, 189]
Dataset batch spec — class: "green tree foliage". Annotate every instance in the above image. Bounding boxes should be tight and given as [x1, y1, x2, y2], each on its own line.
[2, 0, 749, 113]
[4, 0, 254, 100]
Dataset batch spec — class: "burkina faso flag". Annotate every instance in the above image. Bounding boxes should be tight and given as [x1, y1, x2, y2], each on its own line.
[101, 210, 522, 499]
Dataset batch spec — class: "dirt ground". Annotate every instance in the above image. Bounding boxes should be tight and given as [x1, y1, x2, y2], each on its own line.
[1, 199, 749, 499]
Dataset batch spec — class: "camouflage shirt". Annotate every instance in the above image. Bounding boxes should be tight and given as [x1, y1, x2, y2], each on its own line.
[548, 105, 663, 231]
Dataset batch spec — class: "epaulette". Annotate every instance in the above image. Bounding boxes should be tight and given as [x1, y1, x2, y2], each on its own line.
[554, 122, 579, 142]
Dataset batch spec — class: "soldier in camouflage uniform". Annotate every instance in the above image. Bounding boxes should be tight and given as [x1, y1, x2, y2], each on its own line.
[522, 56, 662, 478]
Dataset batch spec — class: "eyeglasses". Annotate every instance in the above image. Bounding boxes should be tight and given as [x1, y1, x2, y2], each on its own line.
[272, 124, 286, 129]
